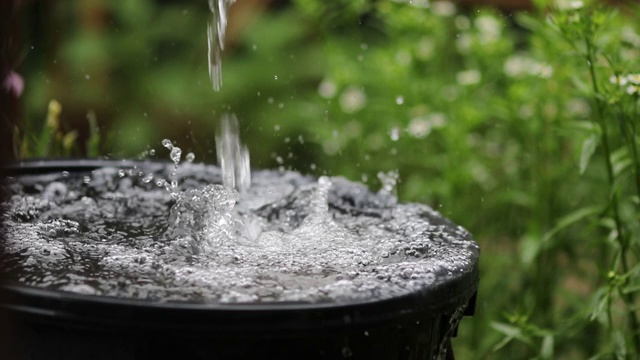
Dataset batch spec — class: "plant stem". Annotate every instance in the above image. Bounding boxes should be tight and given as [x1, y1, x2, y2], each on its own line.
[623, 116, 640, 208]
[585, 37, 640, 354]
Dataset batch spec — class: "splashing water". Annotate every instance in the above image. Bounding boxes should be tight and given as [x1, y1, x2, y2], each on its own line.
[378, 170, 399, 195]
[216, 114, 251, 192]
[208, 0, 236, 91]
[0, 163, 479, 303]
[161, 139, 183, 194]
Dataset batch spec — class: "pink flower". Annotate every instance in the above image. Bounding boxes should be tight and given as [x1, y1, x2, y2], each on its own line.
[3, 70, 24, 97]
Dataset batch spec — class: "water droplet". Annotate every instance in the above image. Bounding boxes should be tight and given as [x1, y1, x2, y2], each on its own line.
[185, 152, 195, 163]
[83, 176, 91, 184]
[162, 139, 173, 150]
[142, 174, 154, 183]
[149, 149, 156, 156]
[170, 147, 182, 164]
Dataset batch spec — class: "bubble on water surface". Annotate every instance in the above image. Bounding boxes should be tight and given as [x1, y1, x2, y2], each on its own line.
[142, 174, 154, 183]
[1, 163, 478, 304]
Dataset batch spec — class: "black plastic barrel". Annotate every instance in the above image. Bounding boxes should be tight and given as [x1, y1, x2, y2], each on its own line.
[0, 161, 479, 360]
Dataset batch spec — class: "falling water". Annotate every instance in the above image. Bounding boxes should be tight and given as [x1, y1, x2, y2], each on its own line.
[208, 0, 236, 91]
[216, 114, 251, 192]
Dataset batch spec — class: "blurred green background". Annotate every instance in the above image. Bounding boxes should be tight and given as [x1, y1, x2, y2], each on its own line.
[8, 0, 640, 358]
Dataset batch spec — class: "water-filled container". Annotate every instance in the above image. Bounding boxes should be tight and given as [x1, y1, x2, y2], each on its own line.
[0, 160, 479, 360]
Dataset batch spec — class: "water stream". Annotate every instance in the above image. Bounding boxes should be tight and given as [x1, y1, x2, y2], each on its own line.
[207, 0, 235, 91]
[216, 114, 251, 192]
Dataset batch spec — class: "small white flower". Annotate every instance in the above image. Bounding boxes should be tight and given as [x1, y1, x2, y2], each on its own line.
[431, 1, 456, 17]
[339, 86, 367, 113]
[455, 33, 473, 54]
[555, 0, 583, 10]
[569, 0, 584, 9]
[407, 113, 446, 139]
[429, 113, 447, 127]
[454, 15, 471, 31]
[389, 127, 401, 141]
[609, 75, 628, 86]
[627, 73, 640, 85]
[456, 69, 481, 86]
[504, 55, 552, 79]
[532, 63, 554, 79]
[416, 37, 435, 61]
[318, 79, 337, 98]
[504, 56, 530, 77]
[475, 15, 502, 43]
[407, 118, 431, 138]
[569, 0, 584, 10]
[627, 85, 640, 95]
[406, 0, 430, 8]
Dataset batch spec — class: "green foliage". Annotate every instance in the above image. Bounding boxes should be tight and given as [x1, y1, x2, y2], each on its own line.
[15, 0, 640, 358]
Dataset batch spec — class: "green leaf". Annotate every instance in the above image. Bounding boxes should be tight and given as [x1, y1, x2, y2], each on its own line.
[563, 120, 599, 134]
[611, 147, 633, 177]
[579, 134, 599, 174]
[622, 283, 640, 295]
[540, 335, 554, 360]
[543, 205, 603, 242]
[570, 75, 593, 96]
[490, 322, 519, 351]
[613, 330, 627, 360]
[588, 287, 610, 322]
[520, 234, 542, 267]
